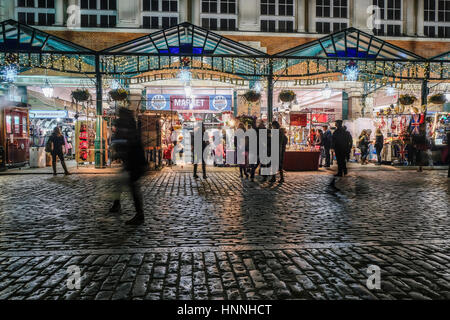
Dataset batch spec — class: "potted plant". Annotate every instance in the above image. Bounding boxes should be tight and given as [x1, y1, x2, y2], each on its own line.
[398, 94, 417, 106]
[242, 90, 261, 103]
[109, 88, 129, 101]
[71, 89, 91, 102]
[279, 90, 296, 103]
[428, 93, 447, 105]
[236, 115, 257, 127]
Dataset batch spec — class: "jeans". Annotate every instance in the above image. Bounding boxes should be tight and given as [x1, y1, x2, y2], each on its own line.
[376, 146, 383, 164]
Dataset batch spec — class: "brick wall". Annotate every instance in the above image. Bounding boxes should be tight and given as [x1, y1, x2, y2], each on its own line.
[47, 30, 450, 58]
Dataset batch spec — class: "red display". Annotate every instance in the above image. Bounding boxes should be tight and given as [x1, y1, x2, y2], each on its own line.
[290, 113, 307, 126]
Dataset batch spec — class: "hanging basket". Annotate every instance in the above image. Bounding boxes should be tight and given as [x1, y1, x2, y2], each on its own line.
[398, 94, 417, 106]
[243, 90, 261, 103]
[279, 90, 296, 103]
[109, 89, 129, 101]
[71, 89, 91, 102]
[428, 93, 447, 105]
[236, 115, 257, 127]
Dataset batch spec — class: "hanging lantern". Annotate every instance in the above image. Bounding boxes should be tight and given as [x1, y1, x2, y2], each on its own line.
[322, 84, 332, 99]
[42, 78, 53, 98]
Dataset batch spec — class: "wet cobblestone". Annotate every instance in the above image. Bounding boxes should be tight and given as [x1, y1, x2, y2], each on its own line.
[0, 169, 449, 299]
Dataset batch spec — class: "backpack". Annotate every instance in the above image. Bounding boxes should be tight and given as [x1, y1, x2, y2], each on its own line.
[45, 137, 52, 153]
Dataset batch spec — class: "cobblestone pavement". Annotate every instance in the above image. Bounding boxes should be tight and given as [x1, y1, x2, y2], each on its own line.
[0, 169, 449, 300]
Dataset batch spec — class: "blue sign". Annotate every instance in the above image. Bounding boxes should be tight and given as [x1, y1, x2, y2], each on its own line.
[147, 94, 232, 112]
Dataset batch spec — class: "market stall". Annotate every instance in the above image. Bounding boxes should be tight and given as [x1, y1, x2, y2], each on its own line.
[283, 112, 321, 171]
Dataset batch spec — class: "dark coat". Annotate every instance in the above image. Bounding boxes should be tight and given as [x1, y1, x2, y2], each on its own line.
[332, 127, 351, 154]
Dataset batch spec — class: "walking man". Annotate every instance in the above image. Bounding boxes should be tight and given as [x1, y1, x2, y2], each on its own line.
[109, 108, 147, 225]
[332, 120, 351, 177]
[193, 123, 208, 179]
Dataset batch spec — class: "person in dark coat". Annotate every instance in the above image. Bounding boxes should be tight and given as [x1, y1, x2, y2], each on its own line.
[358, 130, 370, 165]
[344, 126, 353, 162]
[109, 107, 147, 225]
[375, 128, 384, 165]
[332, 120, 351, 177]
[322, 125, 332, 167]
[270, 121, 288, 183]
[193, 124, 208, 179]
[249, 121, 259, 182]
[48, 126, 70, 176]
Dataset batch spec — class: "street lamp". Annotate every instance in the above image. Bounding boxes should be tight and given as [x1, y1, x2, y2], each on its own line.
[322, 84, 332, 99]
[42, 78, 53, 98]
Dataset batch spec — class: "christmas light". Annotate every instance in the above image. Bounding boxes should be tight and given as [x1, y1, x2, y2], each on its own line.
[343, 65, 359, 81]
[2, 65, 18, 83]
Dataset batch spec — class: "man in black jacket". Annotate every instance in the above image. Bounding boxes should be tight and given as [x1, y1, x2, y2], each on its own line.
[332, 120, 351, 177]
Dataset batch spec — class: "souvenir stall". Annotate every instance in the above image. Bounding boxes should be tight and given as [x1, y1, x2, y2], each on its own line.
[29, 110, 75, 160]
[283, 112, 321, 171]
[428, 100, 450, 164]
[373, 110, 411, 165]
[139, 110, 179, 169]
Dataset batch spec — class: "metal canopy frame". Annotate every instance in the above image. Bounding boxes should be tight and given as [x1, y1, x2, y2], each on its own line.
[99, 22, 270, 79]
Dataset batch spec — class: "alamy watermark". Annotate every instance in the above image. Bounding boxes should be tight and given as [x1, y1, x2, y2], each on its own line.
[67, 265, 81, 290]
[171, 123, 280, 176]
[366, 265, 381, 290]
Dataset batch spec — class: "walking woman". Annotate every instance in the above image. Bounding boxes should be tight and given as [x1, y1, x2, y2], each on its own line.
[375, 128, 384, 165]
[48, 126, 71, 176]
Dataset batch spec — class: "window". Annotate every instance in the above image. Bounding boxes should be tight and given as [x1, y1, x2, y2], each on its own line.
[14, 117, 20, 134]
[142, 0, 179, 29]
[16, 0, 56, 26]
[6, 116, 12, 134]
[22, 117, 27, 134]
[372, 0, 402, 36]
[260, 0, 295, 32]
[80, 0, 117, 27]
[315, 0, 348, 33]
[424, 0, 450, 37]
[201, 0, 237, 31]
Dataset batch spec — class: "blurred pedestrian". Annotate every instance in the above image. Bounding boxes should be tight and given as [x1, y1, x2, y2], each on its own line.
[270, 121, 288, 183]
[109, 108, 147, 225]
[237, 122, 249, 178]
[358, 130, 370, 165]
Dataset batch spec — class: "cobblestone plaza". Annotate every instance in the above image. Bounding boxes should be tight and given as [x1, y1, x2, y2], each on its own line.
[0, 168, 449, 300]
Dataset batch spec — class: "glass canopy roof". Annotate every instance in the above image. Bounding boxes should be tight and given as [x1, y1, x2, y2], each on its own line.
[274, 27, 424, 61]
[431, 51, 450, 61]
[101, 22, 266, 57]
[0, 19, 94, 54]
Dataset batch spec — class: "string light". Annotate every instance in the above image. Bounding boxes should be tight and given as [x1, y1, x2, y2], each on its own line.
[2, 65, 18, 83]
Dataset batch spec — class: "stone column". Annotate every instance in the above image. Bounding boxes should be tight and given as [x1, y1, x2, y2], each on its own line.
[417, 0, 424, 36]
[179, 0, 189, 23]
[351, 0, 371, 32]
[238, 0, 259, 31]
[191, 0, 200, 26]
[297, 0, 306, 32]
[0, 0, 14, 21]
[117, 0, 140, 28]
[308, 0, 316, 33]
[55, 0, 64, 26]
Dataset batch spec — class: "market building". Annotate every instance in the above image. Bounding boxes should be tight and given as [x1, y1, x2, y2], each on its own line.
[0, 0, 449, 170]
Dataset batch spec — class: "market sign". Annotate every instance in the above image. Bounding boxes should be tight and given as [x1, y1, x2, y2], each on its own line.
[147, 94, 231, 112]
[29, 110, 68, 119]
